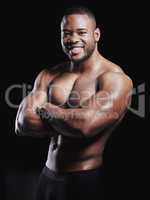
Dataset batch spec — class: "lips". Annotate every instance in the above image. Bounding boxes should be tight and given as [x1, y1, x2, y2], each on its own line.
[67, 46, 84, 55]
[70, 47, 83, 55]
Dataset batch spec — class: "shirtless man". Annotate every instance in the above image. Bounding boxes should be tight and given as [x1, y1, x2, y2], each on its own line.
[15, 6, 133, 200]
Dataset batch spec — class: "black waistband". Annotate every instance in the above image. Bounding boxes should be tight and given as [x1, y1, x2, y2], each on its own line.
[42, 165, 103, 180]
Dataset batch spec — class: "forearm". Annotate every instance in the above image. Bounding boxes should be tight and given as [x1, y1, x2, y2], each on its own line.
[17, 113, 57, 138]
[15, 100, 58, 138]
[51, 109, 120, 138]
[37, 102, 120, 138]
[36, 103, 94, 138]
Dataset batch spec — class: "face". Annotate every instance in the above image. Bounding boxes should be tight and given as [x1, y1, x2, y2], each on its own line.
[61, 14, 100, 63]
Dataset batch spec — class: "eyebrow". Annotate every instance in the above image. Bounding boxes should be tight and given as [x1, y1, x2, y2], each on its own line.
[62, 28, 88, 32]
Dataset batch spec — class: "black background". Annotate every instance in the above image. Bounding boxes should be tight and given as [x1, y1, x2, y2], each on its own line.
[1, 0, 149, 199]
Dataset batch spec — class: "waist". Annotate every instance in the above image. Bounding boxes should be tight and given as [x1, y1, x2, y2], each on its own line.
[42, 164, 104, 180]
[46, 152, 103, 172]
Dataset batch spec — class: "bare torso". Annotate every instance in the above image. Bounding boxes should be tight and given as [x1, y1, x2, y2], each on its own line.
[46, 58, 124, 172]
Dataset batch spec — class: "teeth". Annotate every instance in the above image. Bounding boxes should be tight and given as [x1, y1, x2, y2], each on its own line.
[67, 46, 83, 50]
[70, 47, 82, 54]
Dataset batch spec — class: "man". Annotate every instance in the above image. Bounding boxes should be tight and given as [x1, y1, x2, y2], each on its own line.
[15, 6, 133, 200]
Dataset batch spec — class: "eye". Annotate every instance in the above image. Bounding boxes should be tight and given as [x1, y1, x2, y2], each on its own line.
[63, 32, 71, 37]
[78, 32, 87, 36]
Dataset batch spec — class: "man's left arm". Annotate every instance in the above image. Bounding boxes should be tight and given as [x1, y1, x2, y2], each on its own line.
[37, 72, 133, 138]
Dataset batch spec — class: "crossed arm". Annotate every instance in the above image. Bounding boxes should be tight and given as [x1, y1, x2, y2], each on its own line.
[15, 69, 59, 137]
[36, 72, 133, 138]
[15, 69, 133, 138]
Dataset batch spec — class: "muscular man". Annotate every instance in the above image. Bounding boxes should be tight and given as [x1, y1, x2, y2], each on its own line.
[15, 6, 133, 200]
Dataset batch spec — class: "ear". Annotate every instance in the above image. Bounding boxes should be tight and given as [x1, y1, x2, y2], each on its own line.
[94, 28, 100, 42]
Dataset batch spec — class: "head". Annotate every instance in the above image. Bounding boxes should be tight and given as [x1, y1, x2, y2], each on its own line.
[61, 6, 100, 63]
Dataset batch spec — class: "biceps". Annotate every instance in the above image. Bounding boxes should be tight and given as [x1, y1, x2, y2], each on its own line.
[26, 90, 48, 110]
[81, 90, 113, 111]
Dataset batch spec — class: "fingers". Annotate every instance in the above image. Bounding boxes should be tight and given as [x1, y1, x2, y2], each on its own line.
[36, 107, 53, 122]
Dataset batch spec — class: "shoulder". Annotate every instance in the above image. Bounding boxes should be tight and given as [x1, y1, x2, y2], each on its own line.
[36, 62, 69, 81]
[98, 71, 133, 99]
[100, 71, 132, 83]
[98, 58, 132, 83]
[98, 58, 133, 93]
[33, 62, 70, 90]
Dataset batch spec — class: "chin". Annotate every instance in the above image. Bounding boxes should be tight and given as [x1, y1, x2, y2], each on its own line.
[70, 55, 86, 63]
[71, 58, 84, 64]
[72, 55, 90, 64]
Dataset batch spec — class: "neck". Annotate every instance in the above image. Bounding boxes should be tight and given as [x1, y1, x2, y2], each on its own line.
[70, 48, 103, 73]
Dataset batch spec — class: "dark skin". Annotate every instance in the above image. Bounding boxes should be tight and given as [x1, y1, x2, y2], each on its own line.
[15, 14, 133, 172]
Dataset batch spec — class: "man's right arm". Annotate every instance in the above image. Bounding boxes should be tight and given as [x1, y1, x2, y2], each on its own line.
[15, 69, 58, 138]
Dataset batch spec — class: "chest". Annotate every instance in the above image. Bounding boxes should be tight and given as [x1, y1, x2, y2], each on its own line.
[48, 72, 98, 108]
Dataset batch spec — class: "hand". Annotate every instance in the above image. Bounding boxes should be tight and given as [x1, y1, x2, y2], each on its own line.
[36, 107, 54, 122]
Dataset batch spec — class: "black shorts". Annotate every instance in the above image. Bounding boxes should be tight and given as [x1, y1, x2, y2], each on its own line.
[36, 165, 104, 200]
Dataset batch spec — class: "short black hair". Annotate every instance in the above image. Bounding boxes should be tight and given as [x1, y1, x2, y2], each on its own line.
[62, 6, 96, 26]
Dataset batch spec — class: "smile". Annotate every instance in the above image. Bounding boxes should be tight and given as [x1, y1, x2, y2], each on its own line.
[67, 45, 84, 50]
[69, 47, 84, 55]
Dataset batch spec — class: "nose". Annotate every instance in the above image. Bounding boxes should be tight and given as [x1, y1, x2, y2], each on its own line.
[68, 32, 80, 43]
